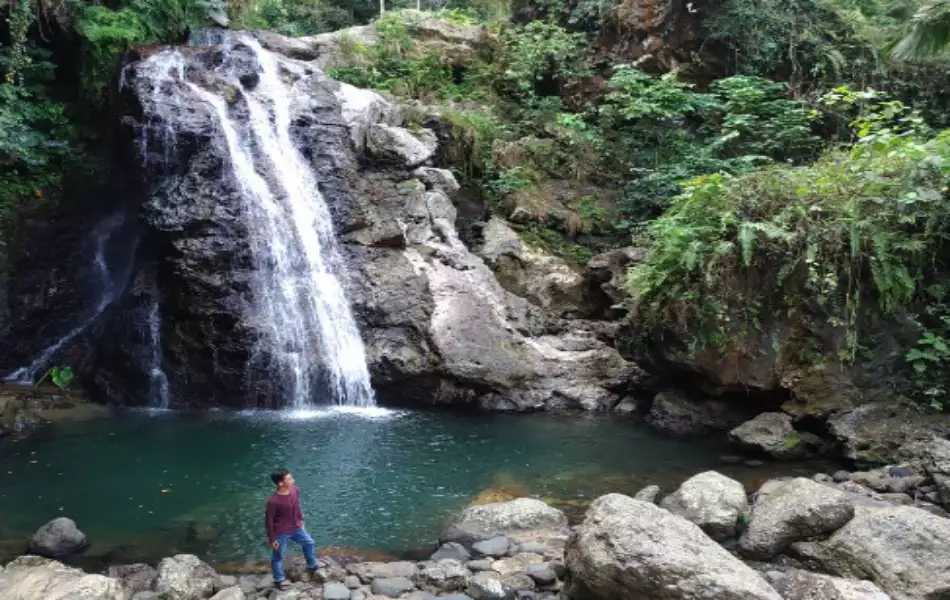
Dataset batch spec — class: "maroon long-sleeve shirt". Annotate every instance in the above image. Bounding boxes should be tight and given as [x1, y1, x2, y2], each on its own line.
[265, 486, 304, 543]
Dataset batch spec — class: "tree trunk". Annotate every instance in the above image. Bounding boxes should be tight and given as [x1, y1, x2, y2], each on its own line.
[380, 0, 385, 17]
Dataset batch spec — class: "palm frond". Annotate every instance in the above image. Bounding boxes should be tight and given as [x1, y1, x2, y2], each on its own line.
[892, 0, 950, 61]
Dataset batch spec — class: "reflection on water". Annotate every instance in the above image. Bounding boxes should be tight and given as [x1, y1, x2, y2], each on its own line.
[0, 409, 833, 566]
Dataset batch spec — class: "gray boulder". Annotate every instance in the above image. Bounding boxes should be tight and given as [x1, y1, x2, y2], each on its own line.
[348, 561, 418, 583]
[729, 413, 810, 460]
[431, 542, 471, 562]
[155, 554, 218, 600]
[646, 390, 753, 437]
[323, 582, 351, 600]
[0, 555, 125, 600]
[471, 536, 510, 558]
[633, 484, 661, 503]
[443, 498, 568, 546]
[766, 569, 889, 600]
[740, 478, 854, 560]
[29, 517, 89, 559]
[467, 572, 506, 600]
[366, 124, 437, 168]
[585, 246, 645, 305]
[414, 559, 469, 592]
[525, 563, 557, 586]
[818, 505, 950, 600]
[413, 167, 461, 195]
[466, 560, 493, 572]
[565, 493, 782, 600]
[370, 576, 417, 597]
[209, 588, 245, 600]
[107, 563, 158, 595]
[660, 471, 748, 540]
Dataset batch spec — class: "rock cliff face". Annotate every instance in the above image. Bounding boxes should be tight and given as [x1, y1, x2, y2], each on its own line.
[0, 26, 639, 410]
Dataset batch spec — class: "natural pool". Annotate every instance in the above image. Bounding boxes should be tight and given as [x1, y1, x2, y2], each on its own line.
[0, 407, 830, 568]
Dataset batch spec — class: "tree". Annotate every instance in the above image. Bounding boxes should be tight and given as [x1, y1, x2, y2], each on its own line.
[892, 0, 950, 60]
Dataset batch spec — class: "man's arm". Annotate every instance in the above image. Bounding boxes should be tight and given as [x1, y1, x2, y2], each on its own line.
[265, 499, 277, 544]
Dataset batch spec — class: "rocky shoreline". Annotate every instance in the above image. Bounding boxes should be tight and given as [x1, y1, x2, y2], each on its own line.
[3, 437, 948, 600]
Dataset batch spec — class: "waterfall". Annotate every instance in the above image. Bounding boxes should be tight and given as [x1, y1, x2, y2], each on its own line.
[147, 293, 170, 409]
[5, 214, 126, 383]
[142, 35, 375, 409]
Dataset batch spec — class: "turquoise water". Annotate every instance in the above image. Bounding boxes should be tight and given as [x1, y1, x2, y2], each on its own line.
[0, 408, 827, 567]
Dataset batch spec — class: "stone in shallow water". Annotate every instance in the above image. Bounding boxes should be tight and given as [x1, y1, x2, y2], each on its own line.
[29, 517, 88, 559]
[369, 576, 416, 597]
[472, 536, 510, 558]
[430, 542, 471, 562]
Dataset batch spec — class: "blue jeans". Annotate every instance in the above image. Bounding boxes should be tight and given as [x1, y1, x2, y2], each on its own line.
[271, 527, 318, 583]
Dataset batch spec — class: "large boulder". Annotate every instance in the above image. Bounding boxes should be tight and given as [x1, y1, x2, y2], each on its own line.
[729, 413, 812, 460]
[817, 505, 950, 600]
[739, 478, 854, 560]
[366, 124, 438, 168]
[765, 569, 889, 600]
[646, 389, 754, 437]
[29, 517, 89, 559]
[0, 555, 125, 600]
[659, 471, 748, 540]
[565, 493, 782, 600]
[154, 554, 218, 600]
[442, 498, 568, 547]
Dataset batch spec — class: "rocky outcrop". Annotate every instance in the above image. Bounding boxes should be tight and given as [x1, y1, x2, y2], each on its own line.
[659, 471, 748, 540]
[565, 493, 782, 600]
[585, 247, 644, 307]
[828, 402, 950, 465]
[817, 505, 950, 600]
[5, 24, 641, 410]
[0, 555, 125, 600]
[29, 517, 88, 559]
[739, 478, 854, 560]
[251, 10, 486, 70]
[477, 217, 604, 317]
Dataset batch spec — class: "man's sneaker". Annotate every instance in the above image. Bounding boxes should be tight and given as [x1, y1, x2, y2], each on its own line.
[274, 580, 289, 590]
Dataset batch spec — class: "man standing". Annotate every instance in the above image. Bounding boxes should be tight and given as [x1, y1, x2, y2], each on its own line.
[265, 468, 318, 589]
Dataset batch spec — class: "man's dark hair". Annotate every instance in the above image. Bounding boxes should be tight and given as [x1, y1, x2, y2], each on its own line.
[270, 468, 290, 487]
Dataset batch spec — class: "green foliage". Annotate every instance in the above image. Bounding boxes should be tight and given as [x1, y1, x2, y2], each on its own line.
[0, 1, 74, 229]
[495, 20, 591, 102]
[234, 0, 354, 36]
[892, 0, 950, 61]
[596, 68, 820, 222]
[76, 0, 228, 96]
[627, 94, 950, 407]
[35, 366, 75, 391]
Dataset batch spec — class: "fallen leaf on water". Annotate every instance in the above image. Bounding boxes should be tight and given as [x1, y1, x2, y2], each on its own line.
[161, 489, 171, 494]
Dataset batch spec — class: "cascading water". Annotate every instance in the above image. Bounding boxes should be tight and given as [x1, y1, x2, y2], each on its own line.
[5, 214, 127, 383]
[140, 35, 375, 409]
[146, 293, 170, 409]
